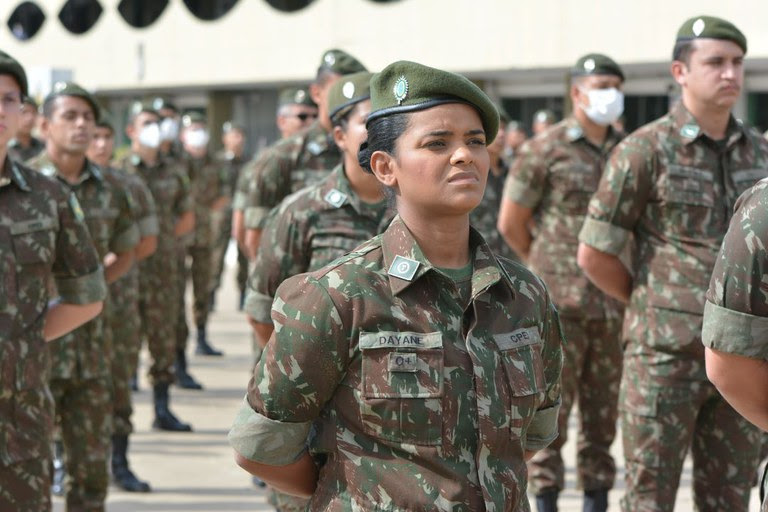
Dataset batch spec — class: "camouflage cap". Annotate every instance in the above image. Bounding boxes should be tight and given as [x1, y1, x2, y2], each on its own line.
[533, 109, 556, 124]
[278, 87, 316, 108]
[318, 49, 367, 76]
[0, 50, 27, 97]
[222, 120, 246, 133]
[571, 53, 625, 81]
[367, 60, 499, 145]
[676, 15, 747, 54]
[151, 96, 178, 113]
[46, 82, 100, 120]
[328, 71, 374, 123]
[182, 111, 206, 127]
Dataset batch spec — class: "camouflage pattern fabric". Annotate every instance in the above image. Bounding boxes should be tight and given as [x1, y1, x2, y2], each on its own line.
[121, 153, 193, 385]
[212, 151, 248, 296]
[578, 101, 768, 511]
[470, 162, 517, 261]
[175, 245, 191, 352]
[230, 216, 564, 511]
[7, 135, 44, 163]
[239, 121, 341, 230]
[0, 159, 105, 507]
[244, 164, 393, 324]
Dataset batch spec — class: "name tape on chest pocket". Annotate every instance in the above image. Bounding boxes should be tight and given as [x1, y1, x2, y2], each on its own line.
[359, 331, 443, 350]
[494, 327, 541, 350]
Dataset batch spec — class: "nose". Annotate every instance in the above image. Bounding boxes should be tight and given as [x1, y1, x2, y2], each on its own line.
[450, 144, 474, 166]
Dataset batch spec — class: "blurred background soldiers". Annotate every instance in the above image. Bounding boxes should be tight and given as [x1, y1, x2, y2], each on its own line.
[501, 119, 528, 168]
[499, 54, 626, 512]
[239, 48, 367, 259]
[7, 95, 43, 162]
[578, 16, 767, 511]
[87, 115, 158, 492]
[212, 121, 249, 310]
[178, 112, 229, 359]
[532, 108, 557, 135]
[0, 50, 106, 512]
[29, 82, 140, 511]
[276, 86, 318, 139]
[153, 97, 183, 163]
[120, 102, 196, 431]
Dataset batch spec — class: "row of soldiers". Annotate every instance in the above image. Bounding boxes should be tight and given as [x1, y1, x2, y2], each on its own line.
[226, 16, 768, 512]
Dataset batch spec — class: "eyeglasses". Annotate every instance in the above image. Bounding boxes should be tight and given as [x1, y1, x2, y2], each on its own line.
[293, 113, 317, 122]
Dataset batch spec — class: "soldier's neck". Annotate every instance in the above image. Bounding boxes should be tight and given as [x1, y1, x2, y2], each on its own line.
[682, 96, 731, 141]
[15, 132, 31, 147]
[344, 159, 383, 204]
[398, 207, 471, 269]
[575, 111, 609, 146]
[46, 146, 86, 183]
[134, 144, 158, 167]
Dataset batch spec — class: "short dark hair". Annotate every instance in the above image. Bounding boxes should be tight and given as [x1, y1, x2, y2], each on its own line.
[42, 95, 97, 120]
[673, 39, 696, 65]
[358, 113, 409, 173]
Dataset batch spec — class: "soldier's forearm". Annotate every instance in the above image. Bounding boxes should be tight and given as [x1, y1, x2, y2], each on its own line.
[44, 301, 103, 341]
[245, 229, 262, 261]
[175, 212, 195, 237]
[135, 235, 158, 261]
[577, 243, 632, 304]
[705, 348, 768, 432]
[104, 251, 135, 284]
[234, 451, 317, 498]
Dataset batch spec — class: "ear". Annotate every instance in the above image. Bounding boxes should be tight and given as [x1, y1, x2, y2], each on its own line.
[125, 122, 135, 140]
[569, 83, 582, 106]
[670, 61, 687, 87]
[370, 150, 397, 188]
[332, 125, 346, 152]
[39, 117, 50, 138]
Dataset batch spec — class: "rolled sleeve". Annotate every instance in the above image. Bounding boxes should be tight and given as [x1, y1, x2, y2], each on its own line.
[578, 217, 631, 256]
[243, 289, 274, 324]
[525, 402, 561, 451]
[702, 300, 768, 360]
[245, 206, 271, 230]
[228, 396, 311, 465]
[138, 214, 159, 237]
[111, 223, 140, 254]
[232, 191, 247, 212]
[503, 176, 542, 208]
[56, 267, 107, 304]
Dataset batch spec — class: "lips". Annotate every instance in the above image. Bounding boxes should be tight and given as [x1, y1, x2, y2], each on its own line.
[448, 171, 480, 184]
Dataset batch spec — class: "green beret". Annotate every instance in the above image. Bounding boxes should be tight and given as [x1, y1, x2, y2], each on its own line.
[506, 120, 525, 132]
[318, 49, 367, 76]
[182, 111, 206, 127]
[222, 121, 246, 133]
[676, 15, 747, 54]
[46, 82, 100, 120]
[533, 109, 556, 124]
[129, 100, 157, 119]
[572, 53, 625, 81]
[96, 112, 115, 132]
[278, 87, 316, 108]
[0, 50, 27, 97]
[367, 60, 499, 144]
[327, 71, 373, 123]
[151, 97, 178, 113]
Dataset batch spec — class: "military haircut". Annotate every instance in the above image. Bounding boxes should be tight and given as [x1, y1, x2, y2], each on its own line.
[358, 112, 410, 174]
[672, 39, 696, 65]
[41, 95, 58, 119]
[315, 67, 339, 87]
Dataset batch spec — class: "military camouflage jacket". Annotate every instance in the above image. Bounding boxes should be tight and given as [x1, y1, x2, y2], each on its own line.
[215, 149, 248, 200]
[0, 158, 106, 465]
[579, 102, 768, 316]
[505, 117, 624, 318]
[239, 121, 341, 230]
[7, 136, 45, 163]
[244, 164, 393, 324]
[702, 178, 768, 359]
[470, 161, 517, 261]
[182, 152, 229, 247]
[28, 153, 140, 379]
[230, 216, 564, 511]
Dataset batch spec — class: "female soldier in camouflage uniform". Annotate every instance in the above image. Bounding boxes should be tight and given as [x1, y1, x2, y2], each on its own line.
[230, 61, 564, 511]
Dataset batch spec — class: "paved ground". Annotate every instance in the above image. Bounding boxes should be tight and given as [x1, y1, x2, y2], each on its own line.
[54, 254, 762, 511]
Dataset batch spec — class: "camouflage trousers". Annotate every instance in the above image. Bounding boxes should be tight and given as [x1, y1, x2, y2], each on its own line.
[51, 375, 112, 512]
[527, 315, 623, 494]
[139, 256, 178, 385]
[189, 245, 213, 330]
[176, 248, 190, 352]
[109, 294, 141, 436]
[211, 210, 249, 297]
[268, 487, 309, 512]
[0, 458, 51, 512]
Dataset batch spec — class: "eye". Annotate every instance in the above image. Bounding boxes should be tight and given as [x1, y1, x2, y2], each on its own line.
[468, 137, 486, 146]
[423, 139, 445, 149]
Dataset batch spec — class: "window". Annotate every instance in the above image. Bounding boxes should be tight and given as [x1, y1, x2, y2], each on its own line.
[58, 0, 103, 35]
[263, 0, 315, 13]
[7, 1, 45, 41]
[183, 0, 240, 21]
[623, 95, 669, 132]
[748, 93, 768, 133]
[502, 97, 565, 135]
[118, 0, 169, 29]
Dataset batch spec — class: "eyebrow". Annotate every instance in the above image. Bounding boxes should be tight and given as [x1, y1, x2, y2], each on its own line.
[424, 129, 486, 137]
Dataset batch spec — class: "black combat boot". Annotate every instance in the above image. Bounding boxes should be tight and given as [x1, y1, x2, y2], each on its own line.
[51, 440, 65, 496]
[152, 383, 192, 432]
[535, 489, 559, 512]
[583, 488, 608, 512]
[111, 435, 151, 492]
[174, 349, 203, 390]
[195, 325, 223, 356]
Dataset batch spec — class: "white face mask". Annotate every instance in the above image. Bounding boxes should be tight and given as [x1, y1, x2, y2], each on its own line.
[138, 123, 161, 149]
[580, 87, 624, 126]
[185, 129, 210, 149]
[159, 117, 179, 142]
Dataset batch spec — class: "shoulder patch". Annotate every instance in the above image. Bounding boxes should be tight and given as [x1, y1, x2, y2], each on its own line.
[306, 141, 323, 156]
[388, 255, 420, 281]
[324, 188, 347, 208]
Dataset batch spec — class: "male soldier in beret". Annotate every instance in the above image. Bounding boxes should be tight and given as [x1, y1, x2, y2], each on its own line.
[276, 87, 318, 139]
[578, 16, 768, 511]
[7, 95, 44, 162]
[499, 53, 626, 512]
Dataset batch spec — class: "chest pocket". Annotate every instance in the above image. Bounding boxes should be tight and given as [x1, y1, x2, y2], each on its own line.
[85, 208, 119, 255]
[661, 165, 715, 207]
[732, 168, 768, 196]
[11, 217, 57, 265]
[308, 235, 361, 271]
[358, 331, 444, 446]
[549, 161, 598, 208]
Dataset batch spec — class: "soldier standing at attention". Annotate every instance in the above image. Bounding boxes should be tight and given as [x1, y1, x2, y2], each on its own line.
[119, 103, 196, 432]
[154, 97, 183, 164]
[87, 115, 158, 492]
[501, 119, 528, 169]
[7, 95, 44, 162]
[577, 16, 768, 511]
[0, 50, 106, 512]
[178, 112, 229, 358]
[498, 54, 626, 512]
[239, 49, 367, 259]
[532, 109, 557, 135]
[28, 82, 140, 511]
[230, 60, 564, 511]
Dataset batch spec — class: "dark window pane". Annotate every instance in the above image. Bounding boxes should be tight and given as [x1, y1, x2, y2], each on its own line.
[58, 0, 103, 35]
[118, 0, 169, 29]
[7, 1, 46, 41]
[502, 97, 565, 135]
[748, 93, 768, 133]
[263, 0, 314, 13]
[183, 0, 240, 21]
[623, 95, 669, 132]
